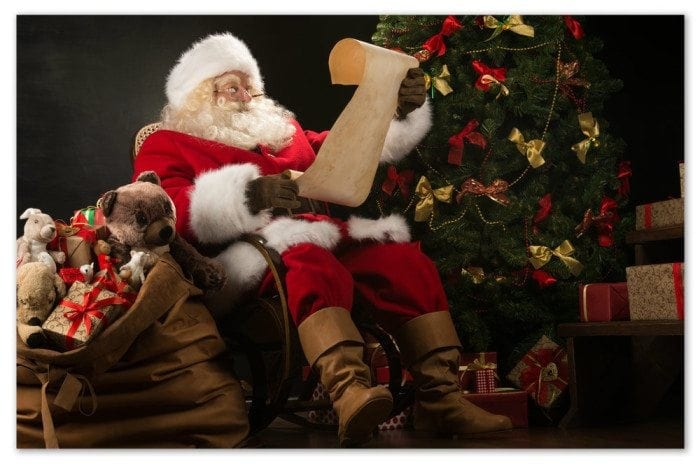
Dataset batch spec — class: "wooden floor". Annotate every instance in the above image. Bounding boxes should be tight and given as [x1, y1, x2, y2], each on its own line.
[248, 415, 683, 449]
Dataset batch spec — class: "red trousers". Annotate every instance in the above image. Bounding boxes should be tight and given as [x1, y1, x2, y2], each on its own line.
[261, 241, 448, 333]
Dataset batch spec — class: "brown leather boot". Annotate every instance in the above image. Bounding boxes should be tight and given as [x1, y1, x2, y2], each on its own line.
[298, 307, 393, 447]
[395, 311, 513, 435]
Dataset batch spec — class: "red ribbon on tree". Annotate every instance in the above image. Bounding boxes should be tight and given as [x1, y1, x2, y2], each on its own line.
[421, 15, 463, 58]
[563, 16, 585, 40]
[60, 286, 129, 350]
[472, 60, 508, 93]
[531, 269, 557, 288]
[382, 166, 415, 200]
[447, 119, 487, 165]
[518, 346, 568, 407]
[532, 193, 552, 235]
[616, 160, 632, 198]
[575, 197, 619, 247]
[456, 178, 510, 205]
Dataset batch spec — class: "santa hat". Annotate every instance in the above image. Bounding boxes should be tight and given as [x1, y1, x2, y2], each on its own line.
[165, 32, 265, 110]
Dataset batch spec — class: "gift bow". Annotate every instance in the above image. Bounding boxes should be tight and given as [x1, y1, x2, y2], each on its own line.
[447, 119, 487, 165]
[60, 285, 129, 350]
[382, 165, 414, 200]
[563, 15, 585, 40]
[519, 347, 568, 407]
[424, 64, 454, 97]
[508, 128, 546, 168]
[483, 15, 535, 41]
[571, 112, 600, 163]
[422, 15, 463, 58]
[414, 176, 454, 222]
[528, 240, 583, 276]
[456, 178, 510, 206]
[532, 269, 557, 288]
[616, 160, 632, 198]
[465, 357, 497, 372]
[575, 197, 619, 247]
[472, 60, 509, 98]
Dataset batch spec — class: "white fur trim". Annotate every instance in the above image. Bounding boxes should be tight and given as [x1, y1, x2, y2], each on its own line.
[189, 163, 271, 244]
[262, 217, 341, 254]
[347, 214, 411, 243]
[205, 241, 268, 317]
[166, 33, 264, 110]
[380, 100, 433, 164]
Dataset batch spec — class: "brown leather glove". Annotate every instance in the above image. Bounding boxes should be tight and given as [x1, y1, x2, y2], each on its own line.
[245, 174, 301, 214]
[396, 67, 427, 119]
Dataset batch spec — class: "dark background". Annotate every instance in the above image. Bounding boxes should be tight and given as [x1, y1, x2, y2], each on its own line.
[16, 15, 684, 238]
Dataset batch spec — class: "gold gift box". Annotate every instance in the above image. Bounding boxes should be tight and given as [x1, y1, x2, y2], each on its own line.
[635, 198, 683, 230]
[626, 262, 684, 320]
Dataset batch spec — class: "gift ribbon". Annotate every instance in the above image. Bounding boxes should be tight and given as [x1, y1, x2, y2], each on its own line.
[519, 346, 568, 407]
[528, 240, 583, 276]
[414, 176, 454, 222]
[425, 64, 454, 98]
[673, 262, 684, 319]
[643, 203, 653, 229]
[571, 112, 600, 163]
[60, 286, 129, 350]
[533, 193, 552, 225]
[456, 178, 510, 205]
[382, 165, 414, 200]
[472, 60, 509, 97]
[483, 15, 535, 41]
[617, 160, 632, 198]
[447, 119, 487, 165]
[422, 15, 463, 58]
[563, 15, 585, 39]
[508, 128, 546, 168]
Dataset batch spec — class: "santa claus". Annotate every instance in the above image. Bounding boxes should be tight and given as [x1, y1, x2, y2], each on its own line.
[134, 32, 512, 447]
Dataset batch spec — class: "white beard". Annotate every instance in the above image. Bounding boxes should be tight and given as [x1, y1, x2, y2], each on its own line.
[163, 95, 297, 152]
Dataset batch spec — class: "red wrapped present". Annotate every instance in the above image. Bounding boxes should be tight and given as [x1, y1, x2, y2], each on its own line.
[41, 281, 129, 351]
[459, 351, 499, 390]
[626, 262, 684, 320]
[578, 282, 630, 322]
[58, 267, 89, 286]
[306, 382, 339, 426]
[72, 206, 108, 239]
[475, 369, 496, 393]
[378, 406, 412, 431]
[463, 387, 528, 428]
[506, 335, 568, 408]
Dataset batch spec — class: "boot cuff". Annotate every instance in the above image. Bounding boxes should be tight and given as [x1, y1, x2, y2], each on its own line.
[297, 307, 364, 365]
[395, 311, 462, 366]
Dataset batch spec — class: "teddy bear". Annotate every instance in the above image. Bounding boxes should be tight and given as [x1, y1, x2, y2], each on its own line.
[119, 250, 151, 290]
[17, 208, 66, 272]
[97, 171, 227, 293]
[17, 261, 67, 348]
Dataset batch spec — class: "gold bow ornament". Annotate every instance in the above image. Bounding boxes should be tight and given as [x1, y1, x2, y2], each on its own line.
[462, 266, 486, 284]
[483, 15, 535, 41]
[508, 128, 546, 168]
[571, 112, 600, 163]
[528, 240, 583, 276]
[479, 74, 509, 98]
[414, 176, 454, 222]
[424, 64, 454, 97]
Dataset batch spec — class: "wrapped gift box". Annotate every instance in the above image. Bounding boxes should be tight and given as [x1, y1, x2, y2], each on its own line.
[578, 282, 630, 322]
[460, 351, 499, 391]
[626, 262, 684, 320]
[464, 387, 529, 428]
[42, 281, 128, 351]
[635, 198, 683, 230]
[506, 335, 568, 408]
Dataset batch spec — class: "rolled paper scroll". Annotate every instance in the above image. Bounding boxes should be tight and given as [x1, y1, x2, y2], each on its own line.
[288, 38, 419, 206]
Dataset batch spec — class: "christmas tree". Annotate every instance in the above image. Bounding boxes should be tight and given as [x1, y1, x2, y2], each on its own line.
[366, 15, 633, 368]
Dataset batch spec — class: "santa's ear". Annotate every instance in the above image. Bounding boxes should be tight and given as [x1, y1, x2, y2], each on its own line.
[98, 190, 118, 217]
[136, 171, 161, 185]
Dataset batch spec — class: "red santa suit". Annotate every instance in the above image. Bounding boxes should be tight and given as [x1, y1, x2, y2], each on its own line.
[134, 102, 449, 332]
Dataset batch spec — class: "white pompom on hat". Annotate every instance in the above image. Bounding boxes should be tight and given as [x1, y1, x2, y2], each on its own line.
[165, 32, 264, 110]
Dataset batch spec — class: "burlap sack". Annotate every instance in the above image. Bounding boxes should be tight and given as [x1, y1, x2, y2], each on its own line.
[17, 253, 249, 448]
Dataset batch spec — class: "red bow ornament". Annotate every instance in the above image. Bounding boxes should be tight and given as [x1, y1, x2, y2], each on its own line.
[417, 15, 463, 61]
[472, 60, 509, 98]
[447, 119, 487, 165]
[616, 160, 632, 198]
[563, 16, 585, 40]
[575, 197, 619, 247]
[456, 178, 510, 206]
[532, 193, 552, 235]
[382, 166, 415, 200]
[531, 269, 557, 288]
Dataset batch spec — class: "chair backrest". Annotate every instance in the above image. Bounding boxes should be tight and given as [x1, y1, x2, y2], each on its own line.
[132, 122, 162, 161]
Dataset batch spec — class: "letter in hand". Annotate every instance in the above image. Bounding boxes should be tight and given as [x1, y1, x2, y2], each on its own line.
[245, 174, 302, 214]
[396, 67, 427, 119]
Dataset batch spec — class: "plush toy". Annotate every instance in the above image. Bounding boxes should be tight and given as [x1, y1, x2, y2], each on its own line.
[119, 250, 151, 290]
[17, 208, 66, 270]
[16, 262, 67, 348]
[97, 171, 227, 292]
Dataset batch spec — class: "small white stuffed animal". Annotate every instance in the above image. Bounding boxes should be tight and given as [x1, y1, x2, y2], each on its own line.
[119, 250, 151, 290]
[17, 208, 66, 270]
[80, 263, 95, 283]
